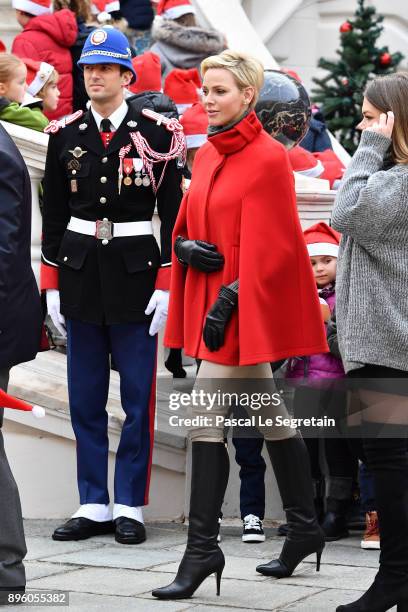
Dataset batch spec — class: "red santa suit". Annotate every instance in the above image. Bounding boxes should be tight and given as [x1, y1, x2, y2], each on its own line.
[165, 111, 328, 365]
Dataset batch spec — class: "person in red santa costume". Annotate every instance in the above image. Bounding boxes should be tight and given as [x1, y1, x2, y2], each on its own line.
[152, 49, 328, 601]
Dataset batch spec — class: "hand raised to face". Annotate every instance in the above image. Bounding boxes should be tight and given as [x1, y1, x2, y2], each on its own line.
[365, 111, 394, 139]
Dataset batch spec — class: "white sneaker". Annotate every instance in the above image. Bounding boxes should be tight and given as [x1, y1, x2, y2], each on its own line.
[242, 514, 266, 543]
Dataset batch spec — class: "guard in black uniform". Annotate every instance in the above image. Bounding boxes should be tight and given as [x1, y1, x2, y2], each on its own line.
[41, 27, 184, 544]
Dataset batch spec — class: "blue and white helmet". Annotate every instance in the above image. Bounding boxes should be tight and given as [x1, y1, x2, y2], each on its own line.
[78, 27, 136, 83]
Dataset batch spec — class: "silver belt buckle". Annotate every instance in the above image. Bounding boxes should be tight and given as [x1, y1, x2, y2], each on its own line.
[95, 219, 113, 241]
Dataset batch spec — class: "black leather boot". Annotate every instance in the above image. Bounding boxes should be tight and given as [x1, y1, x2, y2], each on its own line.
[152, 441, 229, 599]
[256, 433, 325, 578]
[277, 477, 325, 537]
[337, 434, 408, 612]
[321, 476, 352, 541]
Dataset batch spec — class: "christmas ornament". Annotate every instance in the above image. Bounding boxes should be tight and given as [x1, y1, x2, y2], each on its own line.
[379, 52, 392, 66]
[341, 77, 349, 86]
[340, 21, 353, 33]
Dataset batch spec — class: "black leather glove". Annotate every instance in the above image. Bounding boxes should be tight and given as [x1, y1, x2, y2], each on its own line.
[203, 285, 238, 351]
[174, 236, 224, 272]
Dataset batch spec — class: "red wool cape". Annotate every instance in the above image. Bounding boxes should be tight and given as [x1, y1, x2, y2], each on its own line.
[164, 112, 328, 366]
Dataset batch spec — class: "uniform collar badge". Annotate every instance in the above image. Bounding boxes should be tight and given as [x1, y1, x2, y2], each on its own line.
[69, 146, 88, 159]
[127, 120, 138, 128]
[79, 123, 88, 131]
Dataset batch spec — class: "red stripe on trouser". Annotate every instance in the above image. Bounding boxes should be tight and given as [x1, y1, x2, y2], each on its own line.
[144, 338, 157, 505]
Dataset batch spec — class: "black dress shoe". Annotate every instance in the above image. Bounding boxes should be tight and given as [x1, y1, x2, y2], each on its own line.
[52, 517, 115, 541]
[114, 517, 146, 544]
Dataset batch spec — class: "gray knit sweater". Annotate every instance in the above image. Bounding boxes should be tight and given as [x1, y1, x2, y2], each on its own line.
[331, 129, 408, 373]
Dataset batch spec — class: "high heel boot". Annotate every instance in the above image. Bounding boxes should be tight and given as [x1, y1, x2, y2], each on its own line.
[256, 433, 325, 578]
[152, 441, 229, 599]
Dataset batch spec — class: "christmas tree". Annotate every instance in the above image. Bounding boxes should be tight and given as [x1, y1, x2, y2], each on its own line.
[312, 0, 404, 154]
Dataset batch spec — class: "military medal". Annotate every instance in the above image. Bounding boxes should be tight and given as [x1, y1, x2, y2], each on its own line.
[133, 158, 143, 187]
[118, 144, 132, 195]
[142, 174, 151, 187]
[123, 158, 133, 186]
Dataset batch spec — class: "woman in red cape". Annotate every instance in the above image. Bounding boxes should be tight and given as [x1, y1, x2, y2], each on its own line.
[152, 50, 328, 601]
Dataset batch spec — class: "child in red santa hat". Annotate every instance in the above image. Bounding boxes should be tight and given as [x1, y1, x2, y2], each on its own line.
[22, 57, 60, 114]
[282, 223, 347, 535]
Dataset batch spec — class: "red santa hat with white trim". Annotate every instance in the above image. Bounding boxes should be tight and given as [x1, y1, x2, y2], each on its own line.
[91, 0, 120, 22]
[164, 68, 202, 114]
[129, 52, 162, 94]
[303, 222, 341, 258]
[288, 146, 324, 179]
[0, 388, 45, 419]
[22, 58, 54, 97]
[12, 0, 51, 16]
[180, 103, 208, 149]
[156, 0, 195, 19]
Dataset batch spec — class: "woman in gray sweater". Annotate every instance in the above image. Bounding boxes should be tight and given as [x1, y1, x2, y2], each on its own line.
[332, 72, 408, 612]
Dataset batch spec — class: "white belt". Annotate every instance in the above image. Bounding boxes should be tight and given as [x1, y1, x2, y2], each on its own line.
[67, 216, 153, 241]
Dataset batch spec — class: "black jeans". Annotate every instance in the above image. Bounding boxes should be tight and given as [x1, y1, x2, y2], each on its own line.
[348, 365, 408, 582]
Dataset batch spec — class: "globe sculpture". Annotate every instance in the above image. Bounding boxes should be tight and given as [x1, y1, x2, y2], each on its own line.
[255, 70, 311, 150]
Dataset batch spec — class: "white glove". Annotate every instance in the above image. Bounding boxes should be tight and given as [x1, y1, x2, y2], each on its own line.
[46, 289, 67, 338]
[145, 290, 169, 336]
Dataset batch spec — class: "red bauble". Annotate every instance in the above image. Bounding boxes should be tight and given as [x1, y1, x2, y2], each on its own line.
[340, 21, 353, 33]
[380, 52, 392, 66]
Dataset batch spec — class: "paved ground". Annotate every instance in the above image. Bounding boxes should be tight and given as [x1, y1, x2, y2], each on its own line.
[15, 519, 384, 612]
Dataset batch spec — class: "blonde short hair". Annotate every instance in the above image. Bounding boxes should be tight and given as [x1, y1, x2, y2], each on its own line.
[201, 50, 264, 109]
[38, 69, 59, 98]
[0, 53, 24, 86]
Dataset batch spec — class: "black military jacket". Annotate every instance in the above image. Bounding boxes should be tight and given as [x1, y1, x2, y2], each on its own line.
[41, 101, 183, 324]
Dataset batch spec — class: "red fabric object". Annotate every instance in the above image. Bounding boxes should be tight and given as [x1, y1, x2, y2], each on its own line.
[12, 9, 77, 120]
[40, 262, 59, 290]
[312, 149, 345, 187]
[288, 145, 323, 177]
[129, 52, 162, 94]
[304, 222, 341, 247]
[22, 57, 54, 96]
[92, 0, 120, 14]
[180, 102, 208, 148]
[39, 324, 50, 351]
[304, 222, 341, 258]
[12, 0, 51, 16]
[0, 388, 34, 412]
[164, 68, 201, 104]
[100, 131, 114, 148]
[165, 111, 328, 365]
[155, 267, 171, 290]
[0, 40, 6, 53]
[157, 0, 195, 18]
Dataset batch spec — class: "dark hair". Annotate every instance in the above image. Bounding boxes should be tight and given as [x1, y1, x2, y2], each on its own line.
[364, 72, 408, 164]
[53, 0, 92, 22]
